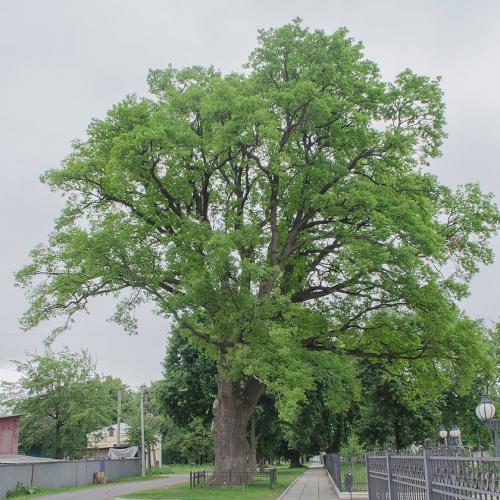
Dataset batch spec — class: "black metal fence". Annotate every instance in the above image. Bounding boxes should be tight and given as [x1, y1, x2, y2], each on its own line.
[189, 468, 277, 489]
[324, 454, 368, 492]
[366, 450, 500, 500]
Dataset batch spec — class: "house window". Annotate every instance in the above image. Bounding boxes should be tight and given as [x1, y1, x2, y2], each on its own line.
[108, 428, 114, 437]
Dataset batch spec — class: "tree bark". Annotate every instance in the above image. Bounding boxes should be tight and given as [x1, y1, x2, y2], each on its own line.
[212, 373, 265, 484]
[55, 417, 63, 459]
[249, 417, 260, 471]
[289, 449, 303, 468]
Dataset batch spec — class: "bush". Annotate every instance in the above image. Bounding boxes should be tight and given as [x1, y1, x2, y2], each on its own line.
[7, 483, 38, 497]
[340, 432, 364, 458]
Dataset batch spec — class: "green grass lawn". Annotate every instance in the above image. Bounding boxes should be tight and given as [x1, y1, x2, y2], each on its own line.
[148, 464, 214, 475]
[122, 467, 304, 499]
[339, 461, 367, 492]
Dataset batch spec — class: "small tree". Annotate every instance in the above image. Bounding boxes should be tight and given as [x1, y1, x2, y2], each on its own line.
[158, 327, 217, 427]
[5, 347, 125, 458]
[17, 20, 499, 477]
[127, 412, 161, 465]
[340, 432, 364, 458]
[178, 417, 214, 465]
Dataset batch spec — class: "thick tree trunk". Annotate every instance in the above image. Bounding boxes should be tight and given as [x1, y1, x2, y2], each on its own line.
[249, 417, 260, 471]
[55, 417, 63, 459]
[289, 449, 303, 468]
[212, 373, 265, 484]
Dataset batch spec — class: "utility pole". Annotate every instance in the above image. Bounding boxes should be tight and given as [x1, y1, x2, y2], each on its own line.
[140, 385, 146, 477]
[117, 388, 122, 447]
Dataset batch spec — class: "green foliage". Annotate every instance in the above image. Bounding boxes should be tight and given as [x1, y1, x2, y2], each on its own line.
[132, 373, 214, 465]
[252, 395, 283, 461]
[355, 361, 442, 450]
[439, 321, 499, 449]
[339, 432, 364, 458]
[7, 484, 38, 498]
[3, 347, 126, 459]
[178, 417, 214, 464]
[282, 356, 360, 456]
[160, 415, 187, 464]
[127, 411, 161, 450]
[158, 328, 217, 427]
[159, 415, 214, 465]
[352, 321, 497, 451]
[16, 20, 499, 425]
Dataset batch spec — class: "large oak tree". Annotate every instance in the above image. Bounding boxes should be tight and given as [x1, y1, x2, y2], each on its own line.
[17, 21, 499, 477]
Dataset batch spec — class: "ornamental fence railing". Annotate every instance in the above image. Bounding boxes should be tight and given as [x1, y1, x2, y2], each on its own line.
[366, 450, 500, 500]
[324, 454, 368, 492]
[189, 468, 277, 489]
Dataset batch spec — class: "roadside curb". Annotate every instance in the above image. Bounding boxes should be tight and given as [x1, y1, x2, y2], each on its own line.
[325, 466, 341, 498]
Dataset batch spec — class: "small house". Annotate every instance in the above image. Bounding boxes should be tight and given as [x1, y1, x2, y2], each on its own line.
[86, 423, 162, 466]
[87, 422, 131, 452]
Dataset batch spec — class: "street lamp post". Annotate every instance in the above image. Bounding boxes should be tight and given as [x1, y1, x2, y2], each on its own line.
[449, 427, 463, 448]
[439, 426, 448, 446]
[475, 394, 500, 457]
[140, 384, 146, 477]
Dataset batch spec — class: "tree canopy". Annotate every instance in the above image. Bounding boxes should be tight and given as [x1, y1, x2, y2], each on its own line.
[17, 20, 499, 472]
[2, 347, 127, 459]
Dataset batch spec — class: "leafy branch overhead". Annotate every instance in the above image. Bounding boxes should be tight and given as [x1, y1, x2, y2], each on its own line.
[17, 20, 499, 412]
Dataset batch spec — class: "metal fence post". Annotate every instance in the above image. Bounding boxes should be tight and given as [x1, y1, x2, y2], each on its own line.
[365, 452, 372, 500]
[386, 451, 396, 500]
[333, 453, 342, 489]
[423, 448, 434, 500]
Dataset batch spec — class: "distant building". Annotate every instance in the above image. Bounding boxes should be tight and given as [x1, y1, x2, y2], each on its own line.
[86, 423, 162, 467]
[87, 422, 131, 452]
[0, 414, 21, 454]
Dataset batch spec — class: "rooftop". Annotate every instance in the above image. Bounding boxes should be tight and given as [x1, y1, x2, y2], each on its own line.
[0, 454, 61, 464]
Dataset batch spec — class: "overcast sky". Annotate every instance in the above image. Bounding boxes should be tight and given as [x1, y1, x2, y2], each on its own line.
[1, 0, 499, 387]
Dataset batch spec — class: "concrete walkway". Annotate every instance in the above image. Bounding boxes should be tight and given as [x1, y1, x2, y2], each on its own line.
[33, 474, 188, 500]
[280, 464, 337, 500]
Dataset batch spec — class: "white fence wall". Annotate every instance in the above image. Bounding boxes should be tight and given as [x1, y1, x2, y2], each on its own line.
[0, 458, 141, 499]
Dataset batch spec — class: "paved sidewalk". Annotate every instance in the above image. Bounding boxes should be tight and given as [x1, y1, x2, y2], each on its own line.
[33, 474, 189, 500]
[280, 464, 337, 500]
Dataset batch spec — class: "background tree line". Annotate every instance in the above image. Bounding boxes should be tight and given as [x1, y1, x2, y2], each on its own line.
[155, 322, 499, 464]
[1, 346, 149, 459]
[0, 320, 497, 462]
